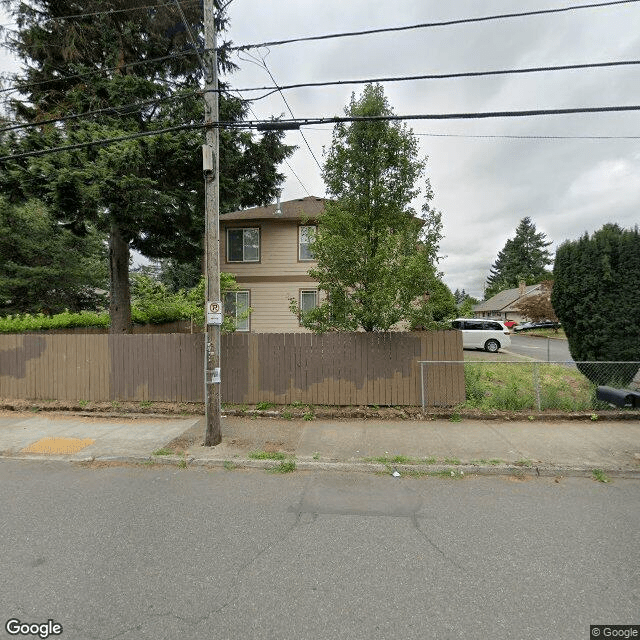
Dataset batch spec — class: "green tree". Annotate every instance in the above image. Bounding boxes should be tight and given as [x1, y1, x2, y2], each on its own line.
[296, 83, 443, 332]
[485, 217, 553, 298]
[0, 0, 292, 332]
[552, 224, 640, 385]
[0, 197, 107, 314]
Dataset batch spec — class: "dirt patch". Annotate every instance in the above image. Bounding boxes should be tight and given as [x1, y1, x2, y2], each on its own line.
[1, 399, 638, 422]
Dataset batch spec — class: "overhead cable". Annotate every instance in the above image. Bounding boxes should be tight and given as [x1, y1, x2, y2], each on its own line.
[231, 59, 640, 94]
[2, 104, 640, 162]
[231, 0, 640, 51]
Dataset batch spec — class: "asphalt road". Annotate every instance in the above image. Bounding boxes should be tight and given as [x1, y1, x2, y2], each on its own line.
[505, 334, 573, 362]
[1, 460, 638, 640]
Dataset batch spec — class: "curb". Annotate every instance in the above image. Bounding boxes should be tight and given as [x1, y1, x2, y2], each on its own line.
[21, 453, 632, 480]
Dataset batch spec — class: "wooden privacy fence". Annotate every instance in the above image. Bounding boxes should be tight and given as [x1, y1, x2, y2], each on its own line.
[0, 331, 464, 406]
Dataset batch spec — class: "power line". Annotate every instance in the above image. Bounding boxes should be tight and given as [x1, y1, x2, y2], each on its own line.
[3, 104, 640, 162]
[0, 0, 201, 27]
[412, 132, 640, 140]
[0, 50, 200, 95]
[251, 105, 640, 130]
[231, 0, 640, 51]
[232, 88, 313, 197]
[230, 59, 640, 94]
[0, 122, 205, 162]
[240, 50, 323, 172]
[0, 91, 201, 133]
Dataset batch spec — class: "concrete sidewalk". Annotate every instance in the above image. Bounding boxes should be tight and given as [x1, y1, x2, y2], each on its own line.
[1, 410, 639, 478]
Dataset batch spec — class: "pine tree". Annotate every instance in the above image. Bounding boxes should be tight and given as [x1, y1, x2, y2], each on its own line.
[485, 217, 552, 298]
[0, 0, 293, 331]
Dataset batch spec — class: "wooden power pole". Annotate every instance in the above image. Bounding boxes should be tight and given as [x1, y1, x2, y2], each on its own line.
[203, 0, 222, 446]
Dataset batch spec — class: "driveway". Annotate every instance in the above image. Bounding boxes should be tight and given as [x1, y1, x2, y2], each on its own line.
[505, 334, 572, 362]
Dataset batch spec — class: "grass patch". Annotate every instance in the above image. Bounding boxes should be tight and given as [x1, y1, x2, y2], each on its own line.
[515, 458, 533, 468]
[592, 469, 611, 483]
[268, 460, 296, 474]
[256, 401, 275, 410]
[365, 454, 413, 465]
[152, 448, 174, 456]
[223, 460, 237, 471]
[443, 457, 462, 465]
[248, 450, 288, 460]
[461, 362, 596, 412]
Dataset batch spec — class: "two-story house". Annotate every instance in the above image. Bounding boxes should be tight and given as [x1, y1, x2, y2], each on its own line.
[220, 196, 325, 332]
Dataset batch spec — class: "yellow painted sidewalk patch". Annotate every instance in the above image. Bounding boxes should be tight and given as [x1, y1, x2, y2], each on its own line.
[21, 437, 95, 455]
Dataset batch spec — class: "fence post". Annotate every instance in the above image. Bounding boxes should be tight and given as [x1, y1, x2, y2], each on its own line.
[420, 362, 425, 412]
[534, 362, 541, 411]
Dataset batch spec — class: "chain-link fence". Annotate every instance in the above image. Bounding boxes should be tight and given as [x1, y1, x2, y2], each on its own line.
[419, 360, 640, 411]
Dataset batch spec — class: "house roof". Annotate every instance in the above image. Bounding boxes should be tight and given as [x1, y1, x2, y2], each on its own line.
[221, 196, 326, 222]
[474, 283, 542, 313]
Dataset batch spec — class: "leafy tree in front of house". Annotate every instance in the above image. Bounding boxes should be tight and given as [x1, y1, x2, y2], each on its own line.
[294, 83, 443, 332]
[515, 280, 558, 324]
[1, 0, 293, 332]
[485, 217, 553, 298]
[0, 196, 107, 314]
[552, 224, 640, 385]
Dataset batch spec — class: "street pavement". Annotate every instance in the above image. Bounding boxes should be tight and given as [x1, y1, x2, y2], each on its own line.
[0, 410, 639, 478]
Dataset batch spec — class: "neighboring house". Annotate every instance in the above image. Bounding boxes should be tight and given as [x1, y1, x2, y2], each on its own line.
[473, 282, 542, 323]
[220, 196, 324, 332]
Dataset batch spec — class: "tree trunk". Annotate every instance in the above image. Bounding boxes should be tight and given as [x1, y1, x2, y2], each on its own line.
[109, 221, 132, 334]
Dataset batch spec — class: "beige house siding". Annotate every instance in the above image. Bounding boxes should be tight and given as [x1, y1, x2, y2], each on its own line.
[221, 220, 316, 278]
[228, 282, 322, 333]
[220, 216, 320, 333]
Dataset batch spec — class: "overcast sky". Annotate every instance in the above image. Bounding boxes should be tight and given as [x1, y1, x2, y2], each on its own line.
[2, 1, 639, 298]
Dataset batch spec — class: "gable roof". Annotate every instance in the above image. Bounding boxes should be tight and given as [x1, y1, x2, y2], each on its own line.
[222, 196, 326, 222]
[474, 283, 542, 313]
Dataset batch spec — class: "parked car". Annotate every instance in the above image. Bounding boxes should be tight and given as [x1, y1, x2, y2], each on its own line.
[451, 318, 511, 353]
[514, 321, 561, 332]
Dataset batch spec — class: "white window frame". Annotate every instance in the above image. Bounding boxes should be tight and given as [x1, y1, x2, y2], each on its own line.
[226, 227, 260, 263]
[299, 289, 318, 324]
[224, 290, 250, 332]
[298, 225, 316, 261]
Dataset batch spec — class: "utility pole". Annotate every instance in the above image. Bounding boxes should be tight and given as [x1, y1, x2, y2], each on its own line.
[203, 0, 222, 446]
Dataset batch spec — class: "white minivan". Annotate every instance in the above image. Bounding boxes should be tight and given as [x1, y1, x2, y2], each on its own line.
[451, 318, 511, 353]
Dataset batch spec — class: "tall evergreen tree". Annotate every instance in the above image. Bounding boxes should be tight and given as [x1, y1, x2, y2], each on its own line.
[295, 84, 443, 332]
[552, 224, 640, 385]
[485, 217, 552, 298]
[0, 196, 107, 314]
[0, 0, 292, 331]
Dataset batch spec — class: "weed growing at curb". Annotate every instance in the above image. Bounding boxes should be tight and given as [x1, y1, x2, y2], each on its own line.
[256, 401, 275, 410]
[592, 469, 610, 483]
[78, 400, 89, 409]
[269, 460, 296, 473]
[249, 450, 287, 460]
[223, 461, 236, 471]
[312, 452, 320, 460]
[443, 457, 462, 465]
[515, 458, 534, 468]
[177, 457, 187, 469]
[152, 448, 173, 456]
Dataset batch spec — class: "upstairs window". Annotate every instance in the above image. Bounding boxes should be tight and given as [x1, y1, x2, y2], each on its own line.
[299, 225, 316, 261]
[227, 228, 260, 263]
